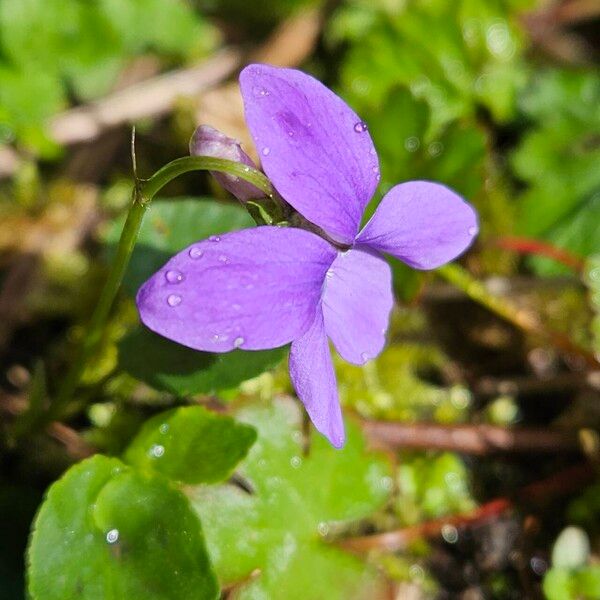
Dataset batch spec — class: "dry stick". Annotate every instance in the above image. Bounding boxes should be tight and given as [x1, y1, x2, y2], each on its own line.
[340, 463, 595, 554]
[362, 421, 582, 455]
[437, 264, 599, 369]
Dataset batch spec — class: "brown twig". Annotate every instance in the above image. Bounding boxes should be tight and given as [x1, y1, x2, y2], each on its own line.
[362, 421, 582, 455]
[340, 463, 595, 553]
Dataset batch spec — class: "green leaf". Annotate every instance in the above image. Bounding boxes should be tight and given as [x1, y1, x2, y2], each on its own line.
[28, 455, 218, 600]
[512, 70, 600, 275]
[124, 406, 257, 484]
[119, 326, 286, 396]
[191, 398, 392, 600]
[543, 568, 574, 600]
[107, 197, 254, 295]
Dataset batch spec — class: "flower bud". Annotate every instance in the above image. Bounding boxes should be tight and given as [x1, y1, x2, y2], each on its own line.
[190, 125, 264, 202]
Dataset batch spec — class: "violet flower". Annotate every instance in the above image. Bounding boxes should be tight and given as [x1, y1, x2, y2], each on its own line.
[137, 64, 478, 448]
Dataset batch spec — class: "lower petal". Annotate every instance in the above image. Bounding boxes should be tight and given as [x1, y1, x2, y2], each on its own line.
[322, 247, 393, 365]
[356, 181, 478, 270]
[289, 308, 345, 448]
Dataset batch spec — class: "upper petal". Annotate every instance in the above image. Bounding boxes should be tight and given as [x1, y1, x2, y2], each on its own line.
[289, 307, 345, 448]
[356, 181, 478, 270]
[137, 226, 336, 352]
[239, 64, 379, 244]
[322, 247, 393, 365]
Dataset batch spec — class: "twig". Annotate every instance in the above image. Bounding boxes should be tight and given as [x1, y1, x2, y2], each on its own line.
[362, 421, 582, 455]
[339, 463, 595, 553]
[494, 236, 584, 273]
[49, 47, 243, 146]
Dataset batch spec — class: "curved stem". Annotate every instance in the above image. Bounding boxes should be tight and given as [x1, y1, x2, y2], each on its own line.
[22, 157, 272, 431]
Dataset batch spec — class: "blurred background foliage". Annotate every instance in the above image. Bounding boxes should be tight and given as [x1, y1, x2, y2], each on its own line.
[1, 0, 599, 599]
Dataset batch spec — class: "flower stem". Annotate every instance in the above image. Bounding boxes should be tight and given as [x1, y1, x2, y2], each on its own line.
[20, 156, 272, 432]
[437, 263, 599, 368]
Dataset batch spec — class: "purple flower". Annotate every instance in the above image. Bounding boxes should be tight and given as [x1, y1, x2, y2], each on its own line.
[137, 64, 478, 448]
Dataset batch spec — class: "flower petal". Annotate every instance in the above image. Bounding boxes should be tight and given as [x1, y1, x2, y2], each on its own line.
[239, 64, 379, 244]
[137, 227, 336, 352]
[190, 125, 264, 202]
[356, 181, 479, 270]
[322, 247, 393, 365]
[289, 307, 345, 448]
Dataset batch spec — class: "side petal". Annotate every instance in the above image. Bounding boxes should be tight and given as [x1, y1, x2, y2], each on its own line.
[356, 181, 479, 270]
[322, 247, 393, 365]
[137, 227, 336, 353]
[289, 308, 345, 448]
[239, 64, 379, 245]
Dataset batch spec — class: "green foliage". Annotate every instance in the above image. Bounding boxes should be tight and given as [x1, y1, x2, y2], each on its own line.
[27, 455, 219, 600]
[583, 256, 600, 354]
[511, 70, 600, 274]
[332, 0, 530, 135]
[396, 452, 475, 525]
[191, 398, 392, 599]
[124, 406, 257, 484]
[0, 0, 212, 152]
[119, 326, 286, 396]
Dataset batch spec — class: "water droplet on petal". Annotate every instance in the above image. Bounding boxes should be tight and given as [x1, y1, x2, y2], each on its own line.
[353, 121, 368, 133]
[233, 336, 245, 348]
[189, 247, 204, 259]
[361, 352, 370, 363]
[290, 456, 302, 469]
[165, 270, 184, 284]
[209, 235, 221, 242]
[218, 255, 229, 263]
[149, 444, 165, 458]
[252, 86, 270, 98]
[106, 529, 119, 544]
[371, 165, 379, 174]
[167, 294, 182, 307]
[262, 147, 271, 156]
[468, 226, 477, 236]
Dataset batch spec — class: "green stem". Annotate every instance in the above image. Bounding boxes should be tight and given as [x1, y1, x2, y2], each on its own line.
[25, 157, 273, 430]
[438, 263, 599, 368]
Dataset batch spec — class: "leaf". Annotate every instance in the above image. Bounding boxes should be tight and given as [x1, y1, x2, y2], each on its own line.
[107, 197, 254, 295]
[511, 70, 600, 275]
[191, 398, 392, 600]
[28, 455, 218, 600]
[124, 406, 257, 484]
[333, 0, 529, 134]
[119, 326, 286, 396]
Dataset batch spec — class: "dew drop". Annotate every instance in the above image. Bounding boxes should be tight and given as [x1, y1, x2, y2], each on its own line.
[233, 336, 245, 348]
[189, 247, 204, 259]
[252, 86, 270, 98]
[149, 444, 165, 458]
[218, 255, 229, 263]
[468, 226, 477, 236]
[159, 423, 169, 434]
[404, 136, 420, 152]
[428, 141, 444, 157]
[371, 165, 379, 174]
[209, 235, 221, 242]
[167, 294, 182, 307]
[353, 121, 368, 133]
[360, 352, 370, 363]
[589, 267, 600, 282]
[262, 147, 271, 156]
[106, 529, 119, 544]
[165, 270, 184, 284]
[290, 456, 302, 469]
[317, 522, 329, 537]
[380, 476, 393, 491]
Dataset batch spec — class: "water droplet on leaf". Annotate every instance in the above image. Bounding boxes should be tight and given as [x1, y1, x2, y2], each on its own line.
[404, 136, 420, 152]
[159, 423, 169, 434]
[149, 444, 165, 458]
[290, 456, 302, 469]
[106, 529, 119, 544]
[167, 294, 182, 307]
